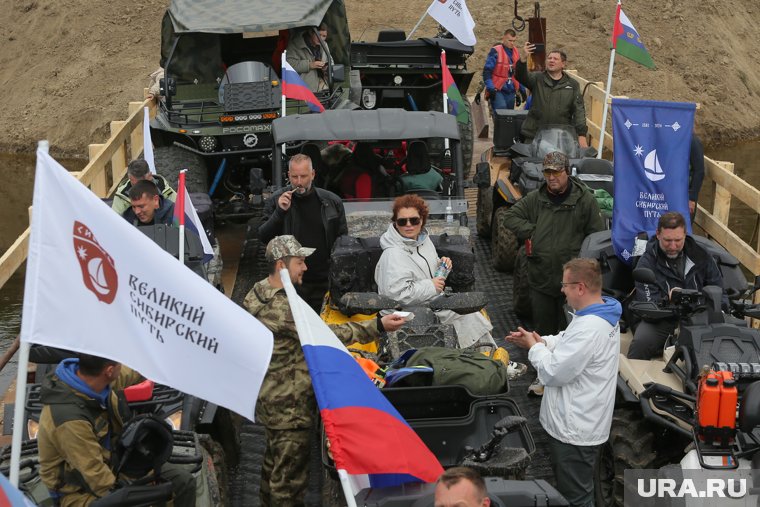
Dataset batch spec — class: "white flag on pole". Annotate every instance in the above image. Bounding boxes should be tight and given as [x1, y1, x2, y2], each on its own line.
[20, 148, 273, 420]
[426, 0, 476, 47]
[143, 107, 156, 174]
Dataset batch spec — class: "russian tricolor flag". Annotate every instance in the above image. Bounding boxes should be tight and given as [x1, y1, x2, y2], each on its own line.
[281, 57, 325, 113]
[173, 180, 214, 263]
[280, 270, 443, 498]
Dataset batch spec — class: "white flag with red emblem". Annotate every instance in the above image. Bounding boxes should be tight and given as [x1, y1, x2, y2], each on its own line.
[20, 148, 273, 420]
[426, 0, 476, 46]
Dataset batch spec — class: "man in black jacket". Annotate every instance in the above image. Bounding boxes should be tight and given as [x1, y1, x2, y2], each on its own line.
[122, 180, 175, 226]
[258, 153, 347, 312]
[628, 211, 725, 359]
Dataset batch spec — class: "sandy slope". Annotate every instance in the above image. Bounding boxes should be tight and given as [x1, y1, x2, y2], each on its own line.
[1, 0, 758, 156]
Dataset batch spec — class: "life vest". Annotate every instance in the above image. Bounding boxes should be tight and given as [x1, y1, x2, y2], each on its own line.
[491, 44, 520, 92]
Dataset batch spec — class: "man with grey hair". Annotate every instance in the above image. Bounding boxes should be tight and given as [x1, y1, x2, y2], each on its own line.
[111, 159, 177, 215]
[259, 153, 347, 312]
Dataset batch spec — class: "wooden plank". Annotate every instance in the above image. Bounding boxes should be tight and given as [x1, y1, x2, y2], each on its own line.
[88, 144, 108, 197]
[470, 97, 489, 139]
[0, 229, 30, 290]
[128, 101, 144, 164]
[110, 121, 128, 195]
[712, 161, 734, 225]
[566, 70, 608, 106]
[705, 157, 760, 213]
[78, 102, 146, 189]
[586, 118, 614, 154]
[695, 208, 760, 274]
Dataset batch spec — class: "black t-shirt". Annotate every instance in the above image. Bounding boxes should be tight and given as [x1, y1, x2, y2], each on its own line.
[292, 190, 329, 283]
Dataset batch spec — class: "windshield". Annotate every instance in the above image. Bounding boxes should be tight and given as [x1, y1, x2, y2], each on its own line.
[531, 125, 579, 159]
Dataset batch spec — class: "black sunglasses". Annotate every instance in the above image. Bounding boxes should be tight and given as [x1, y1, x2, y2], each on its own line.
[395, 217, 422, 226]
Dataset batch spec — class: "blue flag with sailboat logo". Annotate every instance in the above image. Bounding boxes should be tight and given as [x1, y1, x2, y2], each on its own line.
[611, 98, 695, 264]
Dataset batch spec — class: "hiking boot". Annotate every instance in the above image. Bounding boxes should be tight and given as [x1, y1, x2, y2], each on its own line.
[507, 361, 527, 379]
[527, 377, 544, 397]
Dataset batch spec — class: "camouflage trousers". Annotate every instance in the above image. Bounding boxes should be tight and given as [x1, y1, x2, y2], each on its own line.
[260, 426, 311, 507]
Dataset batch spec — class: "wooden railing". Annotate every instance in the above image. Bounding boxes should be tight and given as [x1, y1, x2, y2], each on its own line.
[567, 70, 760, 282]
[0, 99, 154, 290]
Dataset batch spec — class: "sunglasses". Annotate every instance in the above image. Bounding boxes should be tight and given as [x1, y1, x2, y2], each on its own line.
[395, 217, 422, 226]
[543, 168, 565, 176]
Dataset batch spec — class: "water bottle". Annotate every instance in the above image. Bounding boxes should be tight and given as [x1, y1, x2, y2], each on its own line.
[434, 259, 450, 279]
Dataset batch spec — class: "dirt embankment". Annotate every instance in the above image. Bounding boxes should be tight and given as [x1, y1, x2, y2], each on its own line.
[1, 0, 758, 157]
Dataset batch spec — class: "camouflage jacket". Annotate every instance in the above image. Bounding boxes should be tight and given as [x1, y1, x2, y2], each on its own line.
[38, 362, 142, 502]
[244, 277, 380, 429]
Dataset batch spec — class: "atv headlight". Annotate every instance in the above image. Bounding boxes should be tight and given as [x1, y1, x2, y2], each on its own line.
[199, 136, 218, 153]
[165, 410, 183, 431]
[361, 89, 377, 109]
[27, 419, 39, 440]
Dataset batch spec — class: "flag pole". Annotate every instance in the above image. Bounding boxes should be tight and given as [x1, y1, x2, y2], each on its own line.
[278, 271, 359, 507]
[441, 50, 450, 151]
[597, 0, 621, 159]
[178, 169, 186, 265]
[406, 11, 428, 40]
[9, 140, 49, 486]
[281, 51, 287, 118]
[338, 469, 360, 507]
[596, 48, 616, 159]
[143, 106, 156, 174]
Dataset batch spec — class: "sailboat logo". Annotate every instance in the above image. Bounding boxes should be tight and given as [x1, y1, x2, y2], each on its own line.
[643, 150, 665, 182]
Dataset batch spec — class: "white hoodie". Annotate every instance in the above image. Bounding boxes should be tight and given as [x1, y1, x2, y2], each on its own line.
[528, 297, 622, 446]
[375, 223, 493, 348]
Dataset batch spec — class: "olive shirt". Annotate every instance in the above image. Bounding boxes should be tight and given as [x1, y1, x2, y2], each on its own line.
[244, 277, 381, 430]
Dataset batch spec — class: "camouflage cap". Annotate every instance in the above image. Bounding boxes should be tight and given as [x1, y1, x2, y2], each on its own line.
[265, 235, 315, 261]
[543, 151, 569, 172]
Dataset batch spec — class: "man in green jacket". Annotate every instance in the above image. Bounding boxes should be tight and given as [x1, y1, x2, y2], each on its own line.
[504, 152, 604, 336]
[515, 45, 588, 147]
[111, 159, 177, 216]
[243, 235, 405, 506]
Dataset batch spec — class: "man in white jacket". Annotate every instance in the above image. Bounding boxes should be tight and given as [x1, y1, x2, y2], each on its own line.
[507, 258, 621, 507]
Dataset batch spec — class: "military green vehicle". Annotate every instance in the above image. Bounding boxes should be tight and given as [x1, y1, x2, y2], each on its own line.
[351, 28, 475, 171]
[150, 0, 355, 218]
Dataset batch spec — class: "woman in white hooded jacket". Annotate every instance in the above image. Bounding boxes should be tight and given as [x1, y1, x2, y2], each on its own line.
[374, 194, 496, 349]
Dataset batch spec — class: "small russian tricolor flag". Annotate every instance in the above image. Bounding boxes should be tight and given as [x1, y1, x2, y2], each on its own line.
[281, 58, 325, 113]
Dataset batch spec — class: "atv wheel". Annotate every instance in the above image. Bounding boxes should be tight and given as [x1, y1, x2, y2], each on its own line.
[491, 207, 518, 272]
[230, 209, 267, 306]
[427, 94, 474, 179]
[154, 146, 209, 194]
[512, 246, 531, 318]
[595, 408, 685, 506]
[476, 186, 493, 238]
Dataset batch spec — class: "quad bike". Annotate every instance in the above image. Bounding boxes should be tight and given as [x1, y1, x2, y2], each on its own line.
[474, 125, 612, 275]
[580, 229, 760, 506]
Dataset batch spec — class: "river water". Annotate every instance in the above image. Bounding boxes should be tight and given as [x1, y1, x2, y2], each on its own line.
[0, 141, 758, 389]
[0, 153, 84, 392]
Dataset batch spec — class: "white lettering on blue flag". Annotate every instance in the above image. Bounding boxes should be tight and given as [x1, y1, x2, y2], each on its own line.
[611, 98, 696, 264]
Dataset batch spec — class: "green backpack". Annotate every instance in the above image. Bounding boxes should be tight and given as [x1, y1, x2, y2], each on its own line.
[399, 347, 510, 395]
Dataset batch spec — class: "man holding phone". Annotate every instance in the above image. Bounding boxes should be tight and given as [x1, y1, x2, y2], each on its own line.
[515, 43, 588, 147]
[258, 153, 347, 312]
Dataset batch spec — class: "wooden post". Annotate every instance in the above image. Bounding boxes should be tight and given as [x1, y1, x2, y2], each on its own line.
[712, 161, 735, 226]
[110, 121, 128, 196]
[588, 81, 605, 151]
[128, 101, 145, 161]
[88, 144, 108, 197]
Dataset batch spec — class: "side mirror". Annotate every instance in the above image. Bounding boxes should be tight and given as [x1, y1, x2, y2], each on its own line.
[159, 77, 176, 97]
[331, 64, 345, 83]
[632, 267, 657, 284]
